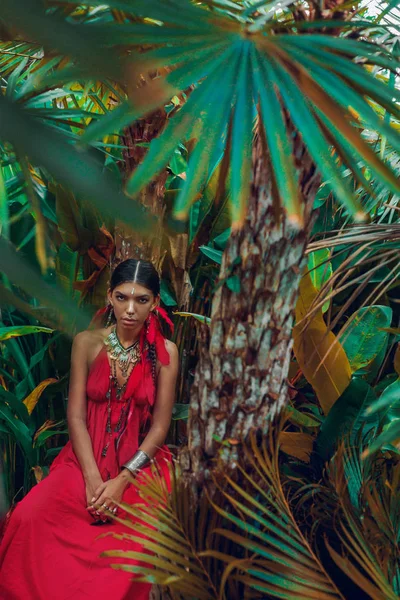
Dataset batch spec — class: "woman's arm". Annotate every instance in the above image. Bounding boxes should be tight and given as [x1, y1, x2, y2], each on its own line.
[119, 340, 179, 479]
[67, 332, 102, 488]
[140, 339, 179, 458]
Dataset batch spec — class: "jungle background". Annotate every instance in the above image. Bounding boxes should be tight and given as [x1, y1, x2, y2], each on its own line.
[0, 0, 400, 598]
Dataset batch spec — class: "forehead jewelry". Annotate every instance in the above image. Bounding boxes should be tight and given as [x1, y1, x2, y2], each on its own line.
[131, 287, 135, 295]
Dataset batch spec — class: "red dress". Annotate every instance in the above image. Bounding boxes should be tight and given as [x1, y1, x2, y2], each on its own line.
[0, 340, 172, 600]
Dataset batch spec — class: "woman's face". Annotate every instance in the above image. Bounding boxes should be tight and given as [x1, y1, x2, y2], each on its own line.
[107, 281, 158, 330]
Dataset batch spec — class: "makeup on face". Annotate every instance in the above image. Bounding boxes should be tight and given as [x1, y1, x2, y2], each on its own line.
[108, 282, 157, 327]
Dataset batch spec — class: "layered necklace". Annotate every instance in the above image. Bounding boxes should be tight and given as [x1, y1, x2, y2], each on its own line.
[101, 326, 142, 458]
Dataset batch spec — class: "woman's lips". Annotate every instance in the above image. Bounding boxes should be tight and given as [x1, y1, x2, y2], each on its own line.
[122, 318, 137, 323]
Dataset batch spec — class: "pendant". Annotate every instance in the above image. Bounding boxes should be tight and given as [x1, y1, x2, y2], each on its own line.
[101, 442, 109, 457]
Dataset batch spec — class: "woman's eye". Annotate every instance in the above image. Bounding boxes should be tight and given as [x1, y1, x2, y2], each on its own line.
[140, 298, 149, 304]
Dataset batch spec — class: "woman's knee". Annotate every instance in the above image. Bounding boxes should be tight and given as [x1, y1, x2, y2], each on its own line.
[11, 488, 47, 527]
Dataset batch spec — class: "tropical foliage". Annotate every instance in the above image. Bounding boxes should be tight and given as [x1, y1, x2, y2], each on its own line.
[0, 0, 399, 597]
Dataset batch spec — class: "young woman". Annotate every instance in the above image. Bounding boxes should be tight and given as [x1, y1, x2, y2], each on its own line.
[0, 259, 179, 600]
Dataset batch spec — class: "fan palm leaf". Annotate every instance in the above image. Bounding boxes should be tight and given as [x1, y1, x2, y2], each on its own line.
[101, 425, 394, 599]
[298, 223, 400, 332]
[20, 0, 393, 228]
[1, 1, 399, 231]
[323, 443, 400, 599]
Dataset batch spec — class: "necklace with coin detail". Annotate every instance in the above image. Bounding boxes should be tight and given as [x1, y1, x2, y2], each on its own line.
[104, 326, 140, 378]
[101, 326, 142, 457]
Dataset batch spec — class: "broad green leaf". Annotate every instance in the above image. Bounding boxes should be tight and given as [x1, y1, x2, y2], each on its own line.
[365, 379, 400, 418]
[0, 325, 53, 341]
[363, 419, 400, 458]
[226, 275, 240, 293]
[0, 404, 34, 464]
[286, 406, 321, 428]
[0, 386, 30, 425]
[316, 378, 377, 463]
[160, 280, 177, 307]
[0, 236, 91, 334]
[339, 305, 392, 374]
[173, 311, 211, 325]
[169, 149, 187, 177]
[199, 245, 223, 264]
[34, 428, 69, 448]
[213, 228, 231, 249]
[171, 404, 189, 421]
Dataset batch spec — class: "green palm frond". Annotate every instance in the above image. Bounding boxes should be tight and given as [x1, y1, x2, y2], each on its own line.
[51, 0, 400, 228]
[204, 427, 345, 600]
[1, 0, 399, 231]
[324, 443, 400, 600]
[0, 44, 134, 274]
[298, 223, 400, 329]
[102, 460, 224, 599]
[105, 426, 366, 600]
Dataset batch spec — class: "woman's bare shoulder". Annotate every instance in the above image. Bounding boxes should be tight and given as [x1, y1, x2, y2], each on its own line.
[74, 326, 111, 344]
[72, 328, 111, 366]
[164, 339, 179, 365]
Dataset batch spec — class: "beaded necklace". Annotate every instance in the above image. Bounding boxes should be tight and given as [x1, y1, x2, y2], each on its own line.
[101, 326, 142, 458]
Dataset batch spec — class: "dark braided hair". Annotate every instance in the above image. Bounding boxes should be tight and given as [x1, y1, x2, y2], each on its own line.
[148, 343, 157, 389]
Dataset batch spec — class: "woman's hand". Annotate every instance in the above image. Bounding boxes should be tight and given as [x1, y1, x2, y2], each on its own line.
[88, 471, 131, 521]
[85, 475, 104, 522]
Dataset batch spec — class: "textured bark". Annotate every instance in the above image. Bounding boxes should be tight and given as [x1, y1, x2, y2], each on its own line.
[180, 130, 320, 484]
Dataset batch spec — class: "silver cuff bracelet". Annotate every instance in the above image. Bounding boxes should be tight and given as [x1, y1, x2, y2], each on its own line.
[122, 449, 152, 475]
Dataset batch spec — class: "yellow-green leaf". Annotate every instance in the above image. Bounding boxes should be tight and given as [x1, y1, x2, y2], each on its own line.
[293, 272, 351, 414]
[23, 378, 58, 415]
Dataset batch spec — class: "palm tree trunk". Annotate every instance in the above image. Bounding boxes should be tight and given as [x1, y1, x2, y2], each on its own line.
[180, 129, 320, 484]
